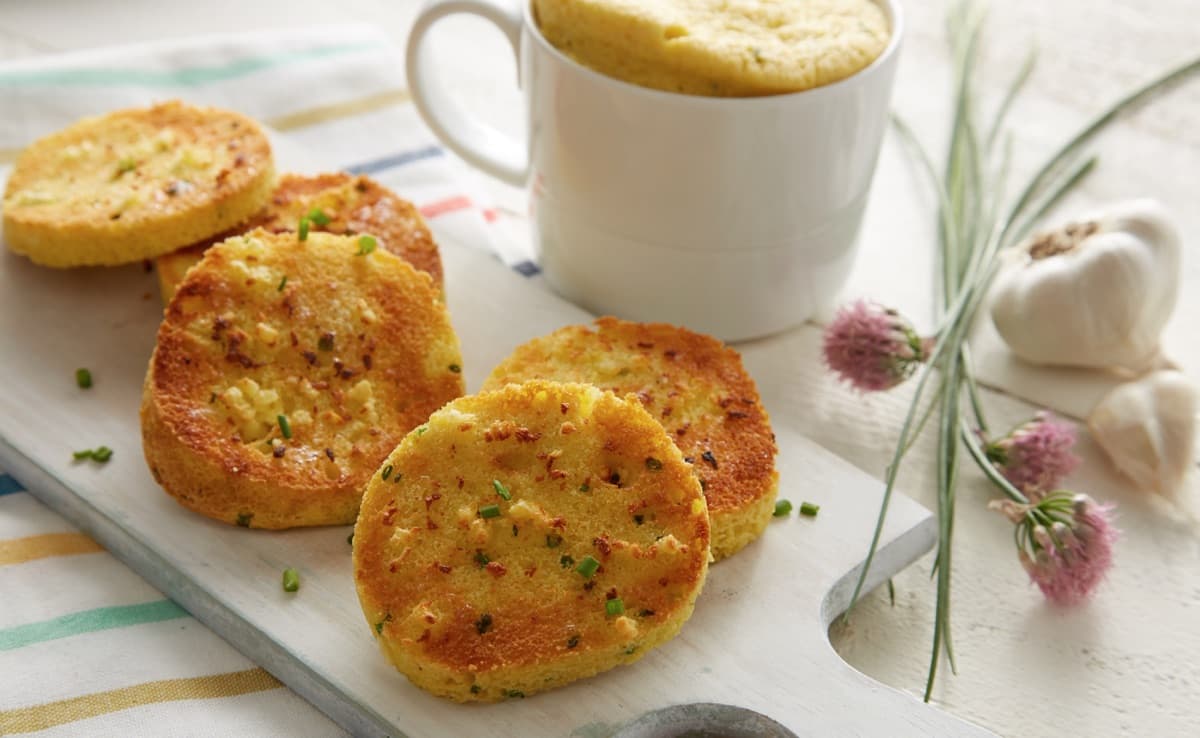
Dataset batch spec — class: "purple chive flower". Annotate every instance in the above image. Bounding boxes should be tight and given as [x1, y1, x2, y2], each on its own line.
[995, 492, 1118, 606]
[986, 412, 1080, 496]
[822, 300, 930, 392]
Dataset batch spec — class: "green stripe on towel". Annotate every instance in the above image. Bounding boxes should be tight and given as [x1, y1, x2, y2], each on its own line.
[0, 600, 187, 651]
[0, 42, 384, 87]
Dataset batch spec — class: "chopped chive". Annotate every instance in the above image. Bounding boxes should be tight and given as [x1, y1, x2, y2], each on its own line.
[374, 613, 392, 634]
[566, 634, 580, 649]
[382, 464, 393, 481]
[236, 512, 253, 527]
[72, 449, 93, 461]
[449, 363, 462, 373]
[474, 551, 490, 567]
[576, 556, 600, 578]
[317, 332, 335, 351]
[298, 216, 311, 241]
[282, 567, 300, 592]
[579, 483, 590, 492]
[307, 207, 331, 226]
[416, 425, 428, 436]
[546, 534, 563, 548]
[75, 368, 93, 389]
[799, 501, 820, 517]
[492, 479, 511, 500]
[347, 532, 354, 545]
[277, 275, 288, 291]
[475, 613, 493, 634]
[605, 598, 625, 617]
[502, 690, 525, 699]
[644, 457, 663, 471]
[91, 446, 113, 462]
[470, 685, 482, 695]
[277, 414, 292, 439]
[773, 499, 793, 517]
[559, 554, 575, 569]
[624, 645, 638, 655]
[357, 234, 377, 255]
[479, 504, 501, 519]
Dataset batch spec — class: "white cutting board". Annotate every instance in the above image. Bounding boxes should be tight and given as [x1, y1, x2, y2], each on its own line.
[0, 221, 989, 736]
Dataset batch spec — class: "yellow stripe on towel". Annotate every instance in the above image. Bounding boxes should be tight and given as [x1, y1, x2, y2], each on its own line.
[0, 668, 282, 734]
[267, 88, 410, 131]
[0, 533, 102, 566]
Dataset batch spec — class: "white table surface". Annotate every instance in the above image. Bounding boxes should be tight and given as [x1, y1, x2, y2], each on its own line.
[2, 1, 1198, 736]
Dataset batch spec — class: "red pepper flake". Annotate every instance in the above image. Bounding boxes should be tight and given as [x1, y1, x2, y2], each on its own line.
[664, 349, 677, 359]
[549, 516, 567, 530]
[424, 493, 442, 509]
[659, 577, 669, 587]
[560, 402, 569, 414]
[456, 476, 465, 489]
[550, 469, 568, 480]
[325, 448, 335, 461]
[485, 561, 507, 578]
[637, 341, 654, 349]
[718, 397, 734, 409]
[636, 391, 653, 406]
[593, 536, 612, 556]
[514, 427, 542, 443]
[483, 420, 514, 442]
[417, 630, 430, 643]
[661, 407, 673, 418]
[524, 565, 538, 577]
[302, 351, 318, 366]
[727, 410, 749, 419]
[561, 422, 577, 435]
[273, 445, 286, 458]
[606, 587, 618, 599]
[362, 354, 373, 370]
[290, 332, 299, 347]
[436, 563, 452, 574]
[382, 505, 398, 525]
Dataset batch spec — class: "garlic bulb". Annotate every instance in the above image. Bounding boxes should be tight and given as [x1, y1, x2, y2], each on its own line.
[989, 199, 1181, 372]
[1088, 370, 1197, 497]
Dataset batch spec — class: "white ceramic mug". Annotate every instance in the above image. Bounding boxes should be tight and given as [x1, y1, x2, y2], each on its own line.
[407, 0, 903, 341]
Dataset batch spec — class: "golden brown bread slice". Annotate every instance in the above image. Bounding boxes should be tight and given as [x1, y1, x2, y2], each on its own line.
[155, 172, 442, 302]
[3, 101, 274, 267]
[141, 229, 464, 529]
[483, 317, 778, 560]
[353, 380, 710, 701]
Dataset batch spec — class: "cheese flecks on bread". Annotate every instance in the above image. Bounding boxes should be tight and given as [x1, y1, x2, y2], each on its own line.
[3, 101, 274, 267]
[353, 381, 710, 701]
[141, 230, 464, 529]
[156, 173, 442, 302]
[484, 317, 778, 560]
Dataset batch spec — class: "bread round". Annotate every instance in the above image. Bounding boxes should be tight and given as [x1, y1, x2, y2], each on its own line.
[156, 173, 442, 302]
[483, 317, 777, 560]
[533, 0, 891, 97]
[141, 230, 464, 529]
[353, 380, 710, 702]
[3, 101, 274, 268]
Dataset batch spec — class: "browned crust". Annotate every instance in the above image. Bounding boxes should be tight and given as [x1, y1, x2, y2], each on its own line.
[353, 381, 710, 701]
[3, 101, 274, 267]
[155, 173, 442, 301]
[483, 317, 779, 559]
[141, 230, 464, 529]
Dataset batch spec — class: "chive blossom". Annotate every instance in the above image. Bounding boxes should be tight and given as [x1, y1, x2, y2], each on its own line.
[277, 414, 292, 439]
[576, 556, 600, 578]
[800, 501, 820, 517]
[773, 499, 793, 517]
[605, 598, 625, 617]
[357, 235, 377, 255]
[75, 368, 93, 389]
[282, 567, 300, 592]
[479, 504, 501, 519]
[492, 479, 511, 500]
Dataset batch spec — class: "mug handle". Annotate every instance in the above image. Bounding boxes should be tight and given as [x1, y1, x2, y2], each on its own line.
[406, 0, 529, 187]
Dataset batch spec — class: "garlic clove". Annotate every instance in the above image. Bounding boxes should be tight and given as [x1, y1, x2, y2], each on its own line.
[1088, 369, 1197, 497]
[989, 199, 1182, 373]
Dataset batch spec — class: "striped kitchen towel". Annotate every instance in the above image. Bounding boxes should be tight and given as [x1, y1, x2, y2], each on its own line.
[0, 23, 532, 737]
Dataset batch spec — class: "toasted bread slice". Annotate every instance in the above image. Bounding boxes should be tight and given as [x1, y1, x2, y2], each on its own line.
[353, 380, 710, 702]
[155, 173, 442, 302]
[483, 317, 778, 560]
[3, 101, 274, 268]
[141, 230, 464, 529]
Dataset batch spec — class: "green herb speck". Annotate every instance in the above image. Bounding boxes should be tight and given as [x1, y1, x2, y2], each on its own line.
[277, 414, 292, 439]
[449, 363, 461, 373]
[576, 556, 600, 578]
[773, 499, 793, 517]
[475, 613, 493, 635]
[307, 207, 331, 226]
[546, 534, 563, 548]
[298, 216, 311, 241]
[644, 457, 663, 471]
[800, 501, 820, 517]
[492, 479, 511, 500]
[474, 550, 490, 567]
[605, 598, 625, 617]
[277, 275, 288, 292]
[479, 504, 501, 519]
[357, 234, 377, 255]
[382, 464, 393, 481]
[75, 368, 93, 389]
[282, 567, 300, 592]
[236, 512, 253, 527]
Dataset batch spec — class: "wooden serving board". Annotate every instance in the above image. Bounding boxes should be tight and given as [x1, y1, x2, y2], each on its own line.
[0, 212, 990, 736]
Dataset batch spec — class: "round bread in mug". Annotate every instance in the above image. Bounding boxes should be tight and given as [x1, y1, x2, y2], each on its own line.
[141, 230, 464, 529]
[484, 317, 778, 560]
[353, 380, 710, 702]
[3, 101, 274, 267]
